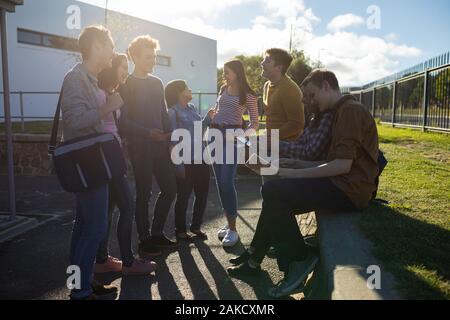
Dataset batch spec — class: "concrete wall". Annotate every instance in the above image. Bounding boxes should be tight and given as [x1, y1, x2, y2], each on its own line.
[0, 134, 52, 176]
[0, 133, 136, 177]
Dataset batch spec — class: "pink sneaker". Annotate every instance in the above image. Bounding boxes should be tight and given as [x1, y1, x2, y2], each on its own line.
[122, 259, 157, 276]
[94, 256, 123, 274]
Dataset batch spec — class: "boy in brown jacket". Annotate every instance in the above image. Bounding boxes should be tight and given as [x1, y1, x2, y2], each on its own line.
[228, 69, 379, 299]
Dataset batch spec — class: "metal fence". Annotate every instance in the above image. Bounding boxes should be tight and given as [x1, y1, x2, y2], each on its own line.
[349, 63, 450, 133]
[0, 91, 60, 132]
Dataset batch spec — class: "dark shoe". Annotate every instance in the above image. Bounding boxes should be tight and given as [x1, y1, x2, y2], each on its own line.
[266, 246, 277, 258]
[151, 235, 179, 248]
[190, 228, 208, 240]
[227, 262, 261, 277]
[139, 240, 162, 257]
[267, 255, 318, 298]
[229, 250, 251, 266]
[91, 281, 118, 297]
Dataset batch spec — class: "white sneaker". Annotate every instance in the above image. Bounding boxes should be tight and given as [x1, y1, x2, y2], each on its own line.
[217, 225, 230, 240]
[222, 230, 240, 247]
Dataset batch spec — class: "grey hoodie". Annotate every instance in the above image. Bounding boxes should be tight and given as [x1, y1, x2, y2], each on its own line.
[61, 63, 104, 141]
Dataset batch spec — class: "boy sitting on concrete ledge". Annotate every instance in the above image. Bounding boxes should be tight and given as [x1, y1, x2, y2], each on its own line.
[227, 69, 380, 299]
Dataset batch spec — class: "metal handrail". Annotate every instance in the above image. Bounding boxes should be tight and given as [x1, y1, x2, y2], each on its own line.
[0, 91, 221, 132]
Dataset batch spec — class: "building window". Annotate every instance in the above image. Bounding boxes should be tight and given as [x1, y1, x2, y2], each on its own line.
[17, 28, 78, 53]
[157, 55, 171, 67]
[18, 28, 172, 66]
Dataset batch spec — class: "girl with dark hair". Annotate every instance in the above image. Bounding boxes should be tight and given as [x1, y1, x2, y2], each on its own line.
[212, 59, 259, 247]
[94, 54, 157, 276]
[165, 80, 215, 240]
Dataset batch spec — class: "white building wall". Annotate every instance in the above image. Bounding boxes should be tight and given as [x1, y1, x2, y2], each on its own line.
[0, 0, 217, 121]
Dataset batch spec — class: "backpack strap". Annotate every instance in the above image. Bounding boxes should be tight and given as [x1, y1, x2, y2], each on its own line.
[48, 88, 63, 155]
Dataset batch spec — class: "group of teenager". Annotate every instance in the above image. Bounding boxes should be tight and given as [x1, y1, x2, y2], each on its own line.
[61, 25, 379, 300]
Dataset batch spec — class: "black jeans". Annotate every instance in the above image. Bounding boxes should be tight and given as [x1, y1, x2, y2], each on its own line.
[250, 177, 356, 272]
[96, 174, 135, 267]
[175, 163, 210, 234]
[128, 142, 177, 241]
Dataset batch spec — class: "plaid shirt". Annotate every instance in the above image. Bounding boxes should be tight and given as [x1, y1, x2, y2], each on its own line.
[279, 111, 335, 161]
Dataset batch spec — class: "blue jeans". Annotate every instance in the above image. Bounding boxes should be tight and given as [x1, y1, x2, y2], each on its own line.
[70, 184, 109, 299]
[96, 174, 135, 267]
[212, 137, 238, 218]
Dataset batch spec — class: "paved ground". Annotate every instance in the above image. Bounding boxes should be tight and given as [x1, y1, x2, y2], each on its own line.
[0, 175, 309, 300]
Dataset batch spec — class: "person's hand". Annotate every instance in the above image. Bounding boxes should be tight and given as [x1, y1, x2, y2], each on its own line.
[106, 93, 124, 113]
[207, 108, 217, 120]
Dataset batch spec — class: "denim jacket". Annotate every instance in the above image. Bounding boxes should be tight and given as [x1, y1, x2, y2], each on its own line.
[168, 103, 212, 161]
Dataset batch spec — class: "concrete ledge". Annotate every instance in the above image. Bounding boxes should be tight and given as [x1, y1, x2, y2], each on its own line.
[308, 210, 401, 300]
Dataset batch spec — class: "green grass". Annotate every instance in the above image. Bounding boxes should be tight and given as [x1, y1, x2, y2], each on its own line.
[0, 121, 53, 134]
[358, 125, 450, 300]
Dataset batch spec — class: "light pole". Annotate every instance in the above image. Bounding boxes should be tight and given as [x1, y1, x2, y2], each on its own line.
[1, 1, 24, 221]
[289, 24, 293, 53]
[104, 0, 109, 26]
[317, 48, 327, 68]
[1, 8, 16, 220]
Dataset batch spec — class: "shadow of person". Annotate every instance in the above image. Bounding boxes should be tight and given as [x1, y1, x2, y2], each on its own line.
[358, 202, 450, 300]
[227, 268, 282, 300]
[153, 252, 186, 300]
[118, 274, 157, 300]
[194, 240, 244, 300]
[178, 244, 217, 300]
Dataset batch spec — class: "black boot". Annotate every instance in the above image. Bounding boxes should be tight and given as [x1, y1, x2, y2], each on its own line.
[227, 261, 261, 277]
[229, 250, 251, 266]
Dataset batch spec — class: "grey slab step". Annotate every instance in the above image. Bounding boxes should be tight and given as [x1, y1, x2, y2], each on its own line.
[308, 211, 401, 300]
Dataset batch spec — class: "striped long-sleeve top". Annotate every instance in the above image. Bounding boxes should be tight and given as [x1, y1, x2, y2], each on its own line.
[213, 88, 259, 131]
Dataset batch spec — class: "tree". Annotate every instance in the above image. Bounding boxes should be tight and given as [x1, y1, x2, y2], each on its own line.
[287, 50, 313, 89]
[217, 54, 266, 94]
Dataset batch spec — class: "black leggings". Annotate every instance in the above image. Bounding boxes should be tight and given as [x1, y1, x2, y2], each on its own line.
[250, 177, 356, 272]
[174, 163, 210, 233]
[128, 142, 177, 240]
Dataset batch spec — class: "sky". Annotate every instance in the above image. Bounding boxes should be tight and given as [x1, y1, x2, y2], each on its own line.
[78, 0, 450, 87]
